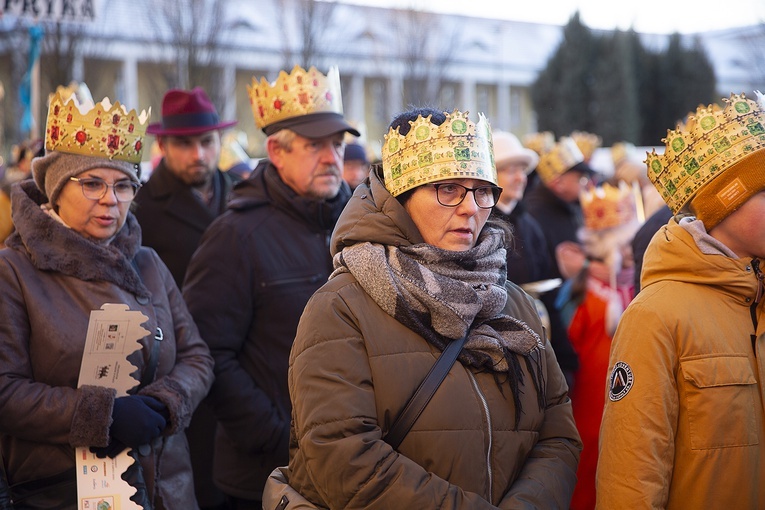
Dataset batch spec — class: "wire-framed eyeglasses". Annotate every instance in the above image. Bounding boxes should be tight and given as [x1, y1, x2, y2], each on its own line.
[69, 177, 141, 202]
[430, 183, 502, 209]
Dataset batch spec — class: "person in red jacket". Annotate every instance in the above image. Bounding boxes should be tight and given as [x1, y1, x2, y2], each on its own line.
[563, 181, 642, 510]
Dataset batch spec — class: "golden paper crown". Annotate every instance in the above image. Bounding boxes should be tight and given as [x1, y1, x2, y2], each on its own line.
[645, 92, 765, 214]
[611, 141, 637, 166]
[247, 65, 344, 130]
[522, 131, 555, 156]
[50, 81, 93, 106]
[581, 181, 639, 231]
[45, 91, 150, 164]
[570, 130, 602, 160]
[536, 136, 584, 184]
[381, 110, 496, 197]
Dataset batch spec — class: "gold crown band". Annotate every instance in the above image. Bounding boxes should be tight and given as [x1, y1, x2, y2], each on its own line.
[536, 136, 584, 184]
[381, 110, 496, 197]
[581, 181, 639, 231]
[646, 92, 765, 214]
[571, 130, 602, 161]
[522, 131, 554, 156]
[247, 65, 344, 130]
[45, 91, 150, 164]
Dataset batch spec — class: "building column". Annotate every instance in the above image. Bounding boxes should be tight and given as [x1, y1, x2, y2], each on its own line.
[121, 57, 138, 112]
[496, 82, 511, 131]
[387, 75, 403, 122]
[346, 73, 364, 132]
[71, 52, 85, 83]
[460, 77, 476, 118]
[221, 63, 236, 122]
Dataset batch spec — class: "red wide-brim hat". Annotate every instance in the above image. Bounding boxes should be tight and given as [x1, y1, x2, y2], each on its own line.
[147, 87, 237, 136]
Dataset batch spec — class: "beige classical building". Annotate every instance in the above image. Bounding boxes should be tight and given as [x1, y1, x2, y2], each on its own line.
[0, 0, 762, 161]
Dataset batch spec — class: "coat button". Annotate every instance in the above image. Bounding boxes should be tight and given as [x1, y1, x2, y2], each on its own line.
[136, 296, 149, 305]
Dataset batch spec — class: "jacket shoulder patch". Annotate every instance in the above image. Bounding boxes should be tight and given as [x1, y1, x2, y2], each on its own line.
[609, 361, 634, 401]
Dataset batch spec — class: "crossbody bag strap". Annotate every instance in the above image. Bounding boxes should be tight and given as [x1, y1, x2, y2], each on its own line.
[383, 335, 467, 451]
[130, 255, 162, 390]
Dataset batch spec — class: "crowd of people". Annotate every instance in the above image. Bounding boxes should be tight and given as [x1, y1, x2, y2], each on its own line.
[0, 64, 764, 510]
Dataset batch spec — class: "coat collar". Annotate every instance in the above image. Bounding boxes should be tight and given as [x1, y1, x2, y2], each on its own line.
[7, 180, 151, 299]
[142, 160, 227, 231]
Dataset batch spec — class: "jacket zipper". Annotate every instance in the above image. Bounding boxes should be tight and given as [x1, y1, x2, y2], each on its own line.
[751, 259, 764, 356]
[259, 274, 324, 288]
[467, 371, 493, 500]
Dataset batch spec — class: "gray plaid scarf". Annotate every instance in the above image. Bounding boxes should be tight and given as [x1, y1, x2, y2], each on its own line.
[331, 227, 546, 423]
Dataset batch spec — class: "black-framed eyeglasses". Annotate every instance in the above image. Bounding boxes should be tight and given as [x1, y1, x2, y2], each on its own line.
[69, 177, 140, 202]
[430, 183, 502, 209]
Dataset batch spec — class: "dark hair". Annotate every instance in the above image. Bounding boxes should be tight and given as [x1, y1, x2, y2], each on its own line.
[388, 107, 446, 136]
[386, 107, 447, 206]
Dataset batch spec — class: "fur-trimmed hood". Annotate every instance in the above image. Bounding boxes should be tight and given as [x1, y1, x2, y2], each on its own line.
[7, 180, 150, 299]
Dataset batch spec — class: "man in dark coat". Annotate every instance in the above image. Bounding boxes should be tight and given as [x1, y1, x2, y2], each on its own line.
[182, 65, 360, 510]
[133, 86, 239, 510]
[522, 135, 598, 383]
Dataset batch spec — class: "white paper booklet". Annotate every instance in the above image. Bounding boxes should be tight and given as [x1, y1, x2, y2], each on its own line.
[75, 303, 151, 510]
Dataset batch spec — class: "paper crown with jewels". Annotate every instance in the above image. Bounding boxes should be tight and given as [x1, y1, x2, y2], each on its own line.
[381, 110, 497, 197]
[580, 181, 639, 231]
[570, 130, 602, 161]
[522, 131, 555, 156]
[248, 65, 350, 135]
[44, 90, 150, 164]
[536, 136, 585, 184]
[645, 92, 765, 215]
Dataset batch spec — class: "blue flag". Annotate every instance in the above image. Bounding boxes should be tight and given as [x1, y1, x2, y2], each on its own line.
[19, 25, 45, 135]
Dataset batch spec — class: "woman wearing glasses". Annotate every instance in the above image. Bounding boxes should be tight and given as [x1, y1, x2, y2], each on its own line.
[266, 108, 581, 509]
[0, 93, 213, 509]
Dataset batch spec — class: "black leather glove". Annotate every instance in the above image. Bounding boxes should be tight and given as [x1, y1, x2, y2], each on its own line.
[90, 438, 126, 459]
[109, 395, 168, 448]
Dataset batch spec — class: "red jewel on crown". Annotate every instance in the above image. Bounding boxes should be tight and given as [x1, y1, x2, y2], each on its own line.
[325, 92, 332, 102]
[258, 105, 265, 117]
[50, 125, 60, 142]
[128, 123, 134, 133]
[273, 99, 283, 111]
[313, 79, 319, 87]
[298, 92, 309, 105]
[135, 140, 142, 152]
[54, 105, 61, 116]
[112, 114, 120, 125]
[94, 117, 102, 128]
[75, 130, 87, 145]
[297, 76, 303, 85]
[107, 134, 119, 151]
[66, 113, 73, 123]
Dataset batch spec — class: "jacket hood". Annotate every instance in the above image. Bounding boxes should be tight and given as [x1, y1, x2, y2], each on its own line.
[6, 180, 150, 299]
[227, 159, 272, 210]
[331, 166, 424, 256]
[641, 217, 759, 300]
[229, 159, 351, 232]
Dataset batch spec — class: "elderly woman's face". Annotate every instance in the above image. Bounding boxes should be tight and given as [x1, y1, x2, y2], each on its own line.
[56, 168, 133, 242]
[404, 178, 494, 251]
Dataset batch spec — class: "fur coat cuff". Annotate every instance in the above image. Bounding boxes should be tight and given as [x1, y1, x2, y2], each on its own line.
[140, 377, 192, 436]
[70, 385, 116, 447]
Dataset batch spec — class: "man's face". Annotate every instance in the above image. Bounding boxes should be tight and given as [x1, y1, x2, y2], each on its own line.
[269, 132, 345, 199]
[549, 170, 590, 203]
[709, 190, 765, 259]
[343, 159, 370, 190]
[496, 161, 528, 206]
[158, 131, 222, 187]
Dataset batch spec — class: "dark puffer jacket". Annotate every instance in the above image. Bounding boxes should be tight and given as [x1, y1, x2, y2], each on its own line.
[283, 169, 581, 509]
[0, 181, 214, 510]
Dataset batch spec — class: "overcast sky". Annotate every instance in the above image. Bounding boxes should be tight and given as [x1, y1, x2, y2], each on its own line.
[344, 0, 764, 34]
